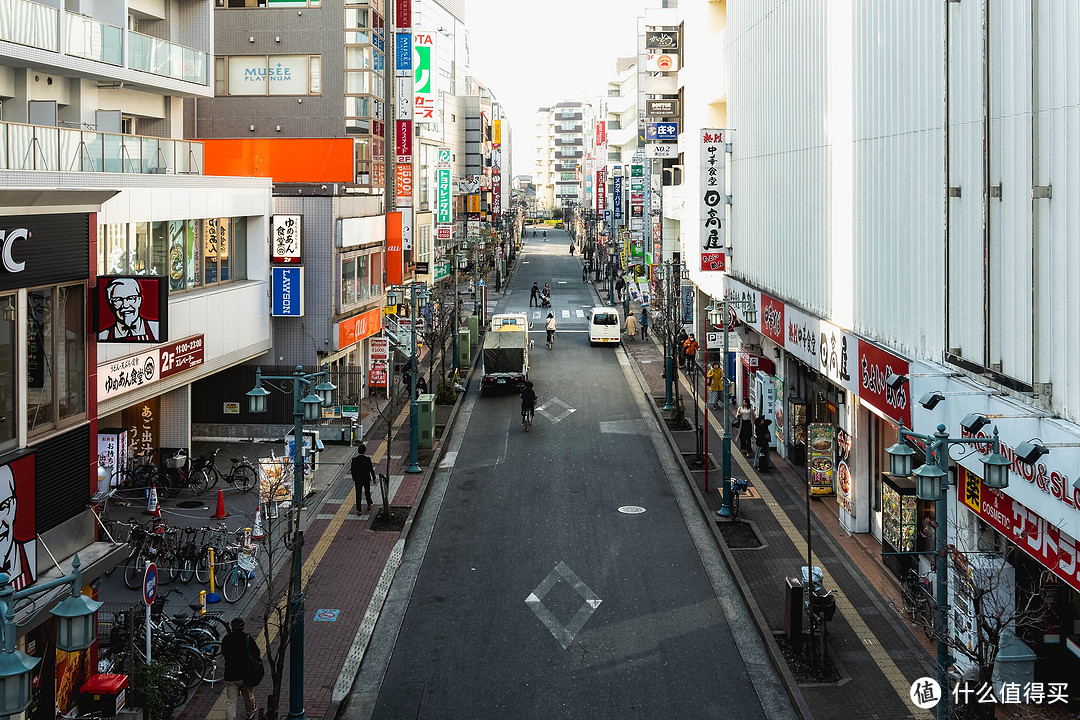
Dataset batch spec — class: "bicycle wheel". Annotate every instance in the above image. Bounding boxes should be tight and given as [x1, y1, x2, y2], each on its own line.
[190, 468, 211, 495]
[200, 642, 225, 684]
[175, 645, 207, 690]
[123, 551, 145, 590]
[189, 614, 229, 641]
[178, 550, 195, 584]
[231, 463, 258, 493]
[731, 492, 740, 519]
[195, 548, 211, 585]
[221, 565, 250, 603]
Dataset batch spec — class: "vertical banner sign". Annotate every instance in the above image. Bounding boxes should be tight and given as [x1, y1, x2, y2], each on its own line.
[395, 0, 414, 252]
[596, 167, 607, 213]
[413, 33, 437, 122]
[596, 121, 606, 146]
[436, 146, 452, 227]
[700, 129, 727, 272]
[612, 176, 623, 221]
[492, 119, 502, 218]
[271, 215, 301, 264]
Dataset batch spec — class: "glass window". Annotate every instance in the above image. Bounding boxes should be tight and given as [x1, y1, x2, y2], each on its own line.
[203, 219, 220, 284]
[58, 285, 85, 422]
[168, 220, 188, 291]
[342, 257, 357, 306]
[150, 221, 169, 277]
[230, 217, 246, 280]
[0, 295, 15, 452]
[26, 288, 54, 433]
[102, 223, 127, 274]
[132, 222, 151, 274]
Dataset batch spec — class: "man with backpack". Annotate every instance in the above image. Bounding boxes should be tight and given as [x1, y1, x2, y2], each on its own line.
[224, 618, 263, 720]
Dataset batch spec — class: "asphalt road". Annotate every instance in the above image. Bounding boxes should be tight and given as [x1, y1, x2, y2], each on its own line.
[351, 228, 796, 720]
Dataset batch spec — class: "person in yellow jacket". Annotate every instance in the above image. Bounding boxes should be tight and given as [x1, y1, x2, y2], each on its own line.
[707, 361, 724, 409]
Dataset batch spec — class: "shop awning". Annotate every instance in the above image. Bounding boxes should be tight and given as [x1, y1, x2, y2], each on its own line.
[0, 189, 118, 214]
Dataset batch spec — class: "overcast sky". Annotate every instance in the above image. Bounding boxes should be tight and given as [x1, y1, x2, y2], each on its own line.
[463, 0, 655, 179]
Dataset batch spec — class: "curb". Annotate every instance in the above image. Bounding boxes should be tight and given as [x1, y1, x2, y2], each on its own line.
[623, 334, 816, 720]
[324, 340, 481, 720]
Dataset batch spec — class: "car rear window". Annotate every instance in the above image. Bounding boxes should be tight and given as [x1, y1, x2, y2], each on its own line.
[592, 313, 618, 325]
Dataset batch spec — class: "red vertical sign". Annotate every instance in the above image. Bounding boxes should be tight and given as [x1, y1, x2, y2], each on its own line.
[596, 168, 607, 212]
[395, 0, 411, 27]
[595, 121, 606, 146]
[386, 212, 403, 286]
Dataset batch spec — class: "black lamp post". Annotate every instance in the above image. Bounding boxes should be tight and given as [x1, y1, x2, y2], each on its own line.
[247, 365, 336, 720]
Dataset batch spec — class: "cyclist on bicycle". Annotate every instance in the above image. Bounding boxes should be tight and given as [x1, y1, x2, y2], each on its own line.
[545, 313, 557, 347]
[520, 381, 537, 424]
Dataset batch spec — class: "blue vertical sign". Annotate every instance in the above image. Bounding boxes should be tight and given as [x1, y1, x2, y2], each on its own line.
[272, 267, 304, 317]
[612, 176, 623, 221]
[395, 33, 412, 73]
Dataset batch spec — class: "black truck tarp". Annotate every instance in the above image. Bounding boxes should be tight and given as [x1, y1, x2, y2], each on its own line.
[483, 330, 527, 374]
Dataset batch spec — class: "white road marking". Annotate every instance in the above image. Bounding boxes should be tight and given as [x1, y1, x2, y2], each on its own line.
[525, 561, 602, 650]
[576, 309, 585, 317]
[561, 310, 570, 318]
[535, 397, 576, 423]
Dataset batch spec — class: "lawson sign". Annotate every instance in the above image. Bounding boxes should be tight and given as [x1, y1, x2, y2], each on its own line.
[271, 266, 304, 317]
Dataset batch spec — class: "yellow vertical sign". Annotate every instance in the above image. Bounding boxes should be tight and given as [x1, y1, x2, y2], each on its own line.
[493, 119, 501, 146]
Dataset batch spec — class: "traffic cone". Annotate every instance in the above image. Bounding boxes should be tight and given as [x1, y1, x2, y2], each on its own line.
[211, 488, 229, 518]
[144, 485, 160, 517]
[252, 506, 265, 541]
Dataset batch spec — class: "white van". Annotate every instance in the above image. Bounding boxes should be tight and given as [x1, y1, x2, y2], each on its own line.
[588, 306, 621, 345]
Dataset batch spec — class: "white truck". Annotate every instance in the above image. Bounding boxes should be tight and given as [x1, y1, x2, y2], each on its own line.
[481, 313, 531, 391]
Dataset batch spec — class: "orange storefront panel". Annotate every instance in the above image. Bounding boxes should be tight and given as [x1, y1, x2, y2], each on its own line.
[335, 307, 383, 351]
[202, 138, 354, 183]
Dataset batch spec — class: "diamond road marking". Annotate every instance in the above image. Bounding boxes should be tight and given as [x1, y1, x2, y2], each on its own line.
[535, 397, 576, 423]
[525, 560, 602, 649]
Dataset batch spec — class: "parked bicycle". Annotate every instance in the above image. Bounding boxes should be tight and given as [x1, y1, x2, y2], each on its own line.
[111, 448, 160, 506]
[900, 568, 936, 640]
[190, 448, 258, 494]
[728, 478, 749, 519]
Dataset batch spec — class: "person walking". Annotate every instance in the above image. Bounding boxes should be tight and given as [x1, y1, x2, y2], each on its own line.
[707, 362, 724, 409]
[529, 282, 540, 307]
[615, 275, 625, 302]
[755, 416, 774, 470]
[683, 333, 700, 374]
[569, 242, 575, 255]
[676, 329, 688, 368]
[223, 618, 260, 720]
[582, 262, 590, 282]
[737, 399, 756, 457]
[624, 310, 638, 341]
[351, 443, 376, 513]
[543, 283, 551, 302]
[639, 306, 649, 339]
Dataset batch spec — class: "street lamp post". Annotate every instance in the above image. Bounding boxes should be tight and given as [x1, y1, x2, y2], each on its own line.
[712, 295, 758, 519]
[886, 423, 1010, 720]
[247, 365, 336, 720]
[387, 282, 430, 475]
[0, 555, 102, 714]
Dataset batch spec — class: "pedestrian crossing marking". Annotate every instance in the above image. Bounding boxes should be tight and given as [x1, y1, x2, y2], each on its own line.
[561, 310, 570, 318]
[576, 309, 585, 318]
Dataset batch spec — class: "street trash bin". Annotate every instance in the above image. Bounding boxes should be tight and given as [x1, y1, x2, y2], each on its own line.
[784, 577, 803, 640]
[79, 674, 128, 716]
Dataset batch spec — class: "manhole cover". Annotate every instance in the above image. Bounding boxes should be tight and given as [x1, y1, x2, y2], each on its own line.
[176, 500, 204, 509]
[617, 506, 646, 515]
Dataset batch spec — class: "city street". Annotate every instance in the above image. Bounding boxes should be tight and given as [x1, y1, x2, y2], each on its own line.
[346, 229, 796, 720]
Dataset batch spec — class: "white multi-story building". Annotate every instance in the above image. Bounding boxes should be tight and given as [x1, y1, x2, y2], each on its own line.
[0, 0, 272, 696]
[534, 100, 595, 213]
[667, 0, 1080, 689]
[606, 58, 640, 168]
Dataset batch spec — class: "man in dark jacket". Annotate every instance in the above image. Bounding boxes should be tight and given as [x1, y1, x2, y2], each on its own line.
[223, 618, 258, 720]
[530, 282, 540, 307]
[351, 443, 376, 514]
[755, 417, 773, 471]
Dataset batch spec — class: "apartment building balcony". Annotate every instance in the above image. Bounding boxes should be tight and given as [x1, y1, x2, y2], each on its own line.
[608, 123, 638, 149]
[554, 137, 582, 147]
[555, 150, 583, 160]
[1, 0, 208, 90]
[556, 112, 583, 121]
[0, 120, 204, 174]
[555, 125, 583, 135]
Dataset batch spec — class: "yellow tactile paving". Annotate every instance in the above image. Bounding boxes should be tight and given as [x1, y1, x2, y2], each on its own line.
[688, 375, 931, 720]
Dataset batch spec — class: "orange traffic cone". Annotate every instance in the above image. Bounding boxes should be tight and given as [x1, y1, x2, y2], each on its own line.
[145, 485, 160, 517]
[252, 506, 265, 541]
[211, 488, 229, 518]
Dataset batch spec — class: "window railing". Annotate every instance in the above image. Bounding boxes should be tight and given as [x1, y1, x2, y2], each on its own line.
[128, 30, 207, 85]
[0, 121, 204, 175]
[64, 11, 122, 65]
[0, 0, 58, 51]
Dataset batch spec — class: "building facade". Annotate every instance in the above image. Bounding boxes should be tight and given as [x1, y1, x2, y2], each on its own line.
[651, 0, 1080, 690]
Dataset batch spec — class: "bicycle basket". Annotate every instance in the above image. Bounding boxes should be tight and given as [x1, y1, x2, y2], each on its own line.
[163, 452, 187, 469]
[237, 552, 257, 573]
